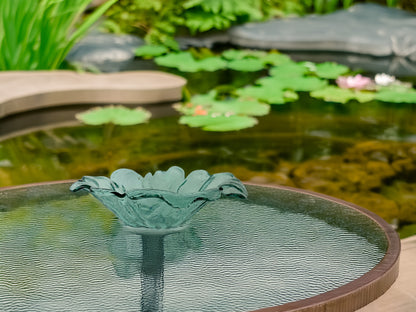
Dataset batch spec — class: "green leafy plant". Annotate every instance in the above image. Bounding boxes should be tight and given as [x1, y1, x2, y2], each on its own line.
[75, 106, 151, 125]
[0, 0, 117, 70]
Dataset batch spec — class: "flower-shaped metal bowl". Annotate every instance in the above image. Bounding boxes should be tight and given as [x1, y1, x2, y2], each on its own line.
[70, 166, 247, 230]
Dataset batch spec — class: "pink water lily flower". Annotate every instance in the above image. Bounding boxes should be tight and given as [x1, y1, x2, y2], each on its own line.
[336, 74, 373, 90]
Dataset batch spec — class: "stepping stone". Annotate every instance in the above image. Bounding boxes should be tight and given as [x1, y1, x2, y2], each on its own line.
[0, 71, 186, 118]
[229, 3, 416, 59]
[66, 32, 143, 72]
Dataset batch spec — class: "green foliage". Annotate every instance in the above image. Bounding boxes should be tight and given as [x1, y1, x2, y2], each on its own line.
[134, 44, 169, 58]
[155, 52, 228, 72]
[179, 115, 258, 131]
[75, 106, 152, 125]
[227, 58, 265, 72]
[0, 0, 117, 70]
[312, 62, 350, 79]
[236, 85, 299, 104]
[258, 76, 328, 91]
[310, 86, 376, 104]
[375, 88, 416, 104]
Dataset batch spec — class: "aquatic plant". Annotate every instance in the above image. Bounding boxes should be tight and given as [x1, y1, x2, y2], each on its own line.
[0, 0, 117, 70]
[75, 106, 151, 126]
[70, 166, 248, 229]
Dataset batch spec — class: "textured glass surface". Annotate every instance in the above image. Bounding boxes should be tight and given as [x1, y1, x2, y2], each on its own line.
[0, 184, 387, 312]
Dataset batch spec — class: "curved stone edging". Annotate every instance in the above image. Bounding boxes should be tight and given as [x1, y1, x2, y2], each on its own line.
[0, 70, 186, 118]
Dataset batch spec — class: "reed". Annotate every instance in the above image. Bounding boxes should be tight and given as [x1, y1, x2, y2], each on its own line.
[0, 0, 117, 70]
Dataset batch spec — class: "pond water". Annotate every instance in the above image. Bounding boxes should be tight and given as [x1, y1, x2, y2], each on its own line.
[1, 95, 416, 236]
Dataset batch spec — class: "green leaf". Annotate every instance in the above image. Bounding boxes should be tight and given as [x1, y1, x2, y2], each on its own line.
[260, 52, 292, 66]
[155, 52, 227, 72]
[179, 115, 258, 131]
[227, 58, 265, 72]
[310, 86, 375, 104]
[313, 62, 350, 79]
[210, 99, 270, 116]
[236, 85, 298, 104]
[258, 76, 328, 91]
[221, 49, 267, 60]
[269, 62, 309, 78]
[75, 106, 152, 126]
[375, 89, 416, 104]
[135, 45, 169, 58]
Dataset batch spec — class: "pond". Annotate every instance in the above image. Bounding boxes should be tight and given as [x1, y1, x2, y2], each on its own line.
[1, 94, 416, 237]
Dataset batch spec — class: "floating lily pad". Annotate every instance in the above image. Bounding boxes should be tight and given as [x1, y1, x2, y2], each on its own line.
[269, 62, 310, 78]
[375, 89, 416, 103]
[76, 106, 151, 126]
[258, 76, 328, 92]
[313, 62, 350, 79]
[135, 45, 169, 58]
[236, 85, 298, 104]
[221, 49, 267, 60]
[210, 99, 270, 116]
[227, 58, 265, 72]
[260, 52, 292, 66]
[155, 52, 227, 72]
[310, 86, 375, 104]
[179, 115, 258, 131]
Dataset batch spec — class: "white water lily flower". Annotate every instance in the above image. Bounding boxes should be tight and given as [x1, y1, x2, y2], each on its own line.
[374, 73, 396, 86]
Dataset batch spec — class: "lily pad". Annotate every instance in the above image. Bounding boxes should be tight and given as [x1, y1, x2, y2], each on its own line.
[375, 89, 416, 103]
[269, 62, 310, 78]
[221, 49, 267, 60]
[313, 62, 350, 79]
[155, 52, 227, 72]
[310, 86, 375, 104]
[179, 115, 258, 131]
[76, 106, 151, 126]
[210, 99, 270, 116]
[227, 58, 265, 72]
[260, 52, 292, 66]
[258, 76, 328, 92]
[135, 45, 169, 58]
[236, 85, 298, 104]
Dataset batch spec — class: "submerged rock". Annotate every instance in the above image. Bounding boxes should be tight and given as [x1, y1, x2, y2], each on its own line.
[229, 3, 416, 59]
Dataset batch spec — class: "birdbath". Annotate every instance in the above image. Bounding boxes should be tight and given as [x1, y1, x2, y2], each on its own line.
[0, 168, 399, 312]
[69, 166, 248, 312]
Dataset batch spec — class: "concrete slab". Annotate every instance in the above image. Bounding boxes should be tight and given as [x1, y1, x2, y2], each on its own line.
[0, 71, 186, 118]
[358, 235, 416, 311]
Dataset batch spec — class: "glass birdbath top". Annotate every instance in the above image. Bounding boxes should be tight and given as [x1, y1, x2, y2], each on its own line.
[0, 179, 399, 311]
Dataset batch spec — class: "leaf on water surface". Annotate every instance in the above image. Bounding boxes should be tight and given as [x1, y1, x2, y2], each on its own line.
[135, 44, 169, 58]
[221, 49, 267, 60]
[260, 52, 292, 66]
[313, 62, 350, 79]
[210, 99, 270, 116]
[236, 85, 298, 104]
[310, 86, 375, 104]
[257, 76, 328, 91]
[179, 115, 258, 131]
[75, 106, 151, 126]
[375, 89, 416, 104]
[155, 52, 227, 72]
[269, 62, 310, 78]
[227, 58, 265, 72]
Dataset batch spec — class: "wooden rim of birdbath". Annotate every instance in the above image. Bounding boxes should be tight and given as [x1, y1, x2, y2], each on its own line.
[0, 70, 186, 119]
[0, 180, 400, 312]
